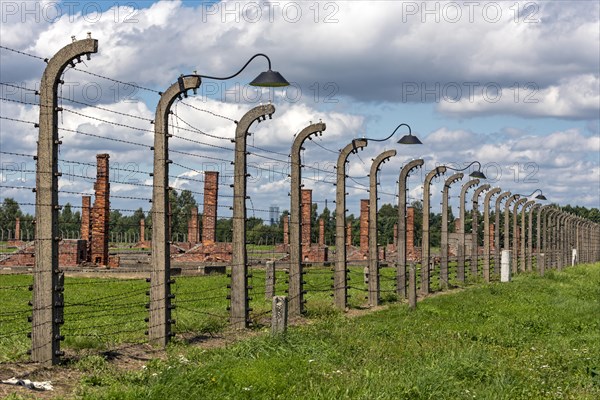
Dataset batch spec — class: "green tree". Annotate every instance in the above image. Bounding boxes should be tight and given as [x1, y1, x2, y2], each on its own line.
[317, 206, 335, 246]
[0, 198, 23, 239]
[59, 203, 81, 237]
[378, 203, 398, 246]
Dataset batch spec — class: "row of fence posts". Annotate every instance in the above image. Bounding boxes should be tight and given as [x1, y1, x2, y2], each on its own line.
[24, 37, 600, 366]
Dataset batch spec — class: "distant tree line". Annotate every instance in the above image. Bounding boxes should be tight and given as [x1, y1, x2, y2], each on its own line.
[1, 196, 598, 244]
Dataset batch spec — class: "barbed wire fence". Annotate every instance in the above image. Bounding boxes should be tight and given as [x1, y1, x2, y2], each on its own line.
[1, 43, 598, 365]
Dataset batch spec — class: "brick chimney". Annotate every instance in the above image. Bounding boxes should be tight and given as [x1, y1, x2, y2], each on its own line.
[14, 217, 20, 241]
[301, 189, 312, 247]
[202, 171, 218, 244]
[346, 222, 352, 246]
[318, 218, 325, 246]
[140, 219, 146, 242]
[91, 154, 110, 265]
[81, 196, 91, 258]
[188, 206, 199, 243]
[360, 199, 369, 254]
[407, 206, 415, 257]
[283, 215, 289, 245]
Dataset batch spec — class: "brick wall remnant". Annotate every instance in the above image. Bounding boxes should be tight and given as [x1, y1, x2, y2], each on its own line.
[202, 171, 218, 244]
[360, 199, 369, 254]
[91, 154, 109, 266]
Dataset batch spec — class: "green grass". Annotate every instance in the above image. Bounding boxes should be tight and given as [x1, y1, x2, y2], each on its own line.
[0, 261, 499, 362]
[2, 264, 599, 399]
[64, 264, 600, 399]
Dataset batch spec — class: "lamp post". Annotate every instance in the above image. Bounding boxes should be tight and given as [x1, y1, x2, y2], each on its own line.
[494, 192, 511, 274]
[470, 184, 490, 278]
[34, 36, 98, 367]
[440, 173, 463, 288]
[397, 159, 424, 297]
[421, 166, 447, 294]
[368, 150, 396, 306]
[150, 75, 201, 347]
[483, 187, 501, 281]
[335, 139, 368, 310]
[356, 123, 420, 306]
[537, 205, 551, 271]
[444, 161, 486, 283]
[289, 123, 326, 317]
[504, 194, 520, 250]
[528, 203, 541, 271]
[509, 189, 547, 274]
[520, 200, 536, 272]
[456, 179, 480, 282]
[150, 54, 289, 336]
[511, 197, 527, 273]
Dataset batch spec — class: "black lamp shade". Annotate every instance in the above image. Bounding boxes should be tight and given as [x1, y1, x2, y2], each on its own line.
[535, 194, 547, 200]
[249, 70, 290, 87]
[397, 134, 422, 145]
[469, 170, 487, 179]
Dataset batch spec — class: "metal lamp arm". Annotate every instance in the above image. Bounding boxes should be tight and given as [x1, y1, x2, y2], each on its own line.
[198, 53, 272, 81]
[446, 160, 482, 173]
[363, 123, 412, 142]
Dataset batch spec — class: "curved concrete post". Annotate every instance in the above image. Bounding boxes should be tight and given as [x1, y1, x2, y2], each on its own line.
[483, 187, 501, 281]
[556, 212, 567, 270]
[34, 37, 98, 366]
[504, 194, 520, 251]
[548, 208, 560, 268]
[440, 173, 463, 287]
[396, 159, 424, 297]
[231, 104, 276, 328]
[511, 198, 528, 273]
[494, 191, 511, 274]
[361, 150, 397, 306]
[335, 139, 368, 310]
[368, 150, 396, 306]
[151, 75, 201, 346]
[537, 205, 550, 269]
[457, 179, 480, 282]
[470, 184, 490, 278]
[289, 122, 326, 316]
[520, 200, 535, 272]
[421, 166, 447, 294]
[528, 204, 541, 271]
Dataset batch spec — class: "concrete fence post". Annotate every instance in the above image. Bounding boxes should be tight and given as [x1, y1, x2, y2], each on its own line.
[271, 296, 288, 335]
[539, 253, 545, 276]
[150, 75, 201, 347]
[441, 173, 463, 288]
[500, 250, 511, 282]
[397, 160, 424, 297]
[335, 139, 368, 310]
[289, 123, 326, 316]
[368, 150, 396, 306]
[421, 166, 447, 294]
[483, 188, 501, 282]
[231, 104, 276, 329]
[458, 179, 480, 282]
[265, 261, 275, 300]
[33, 36, 98, 366]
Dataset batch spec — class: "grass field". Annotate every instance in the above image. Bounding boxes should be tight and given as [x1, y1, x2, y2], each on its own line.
[2, 263, 598, 399]
[0, 261, 488, 363]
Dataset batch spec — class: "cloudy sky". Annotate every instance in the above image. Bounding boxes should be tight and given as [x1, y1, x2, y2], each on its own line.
[1, 0, 599, 224]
